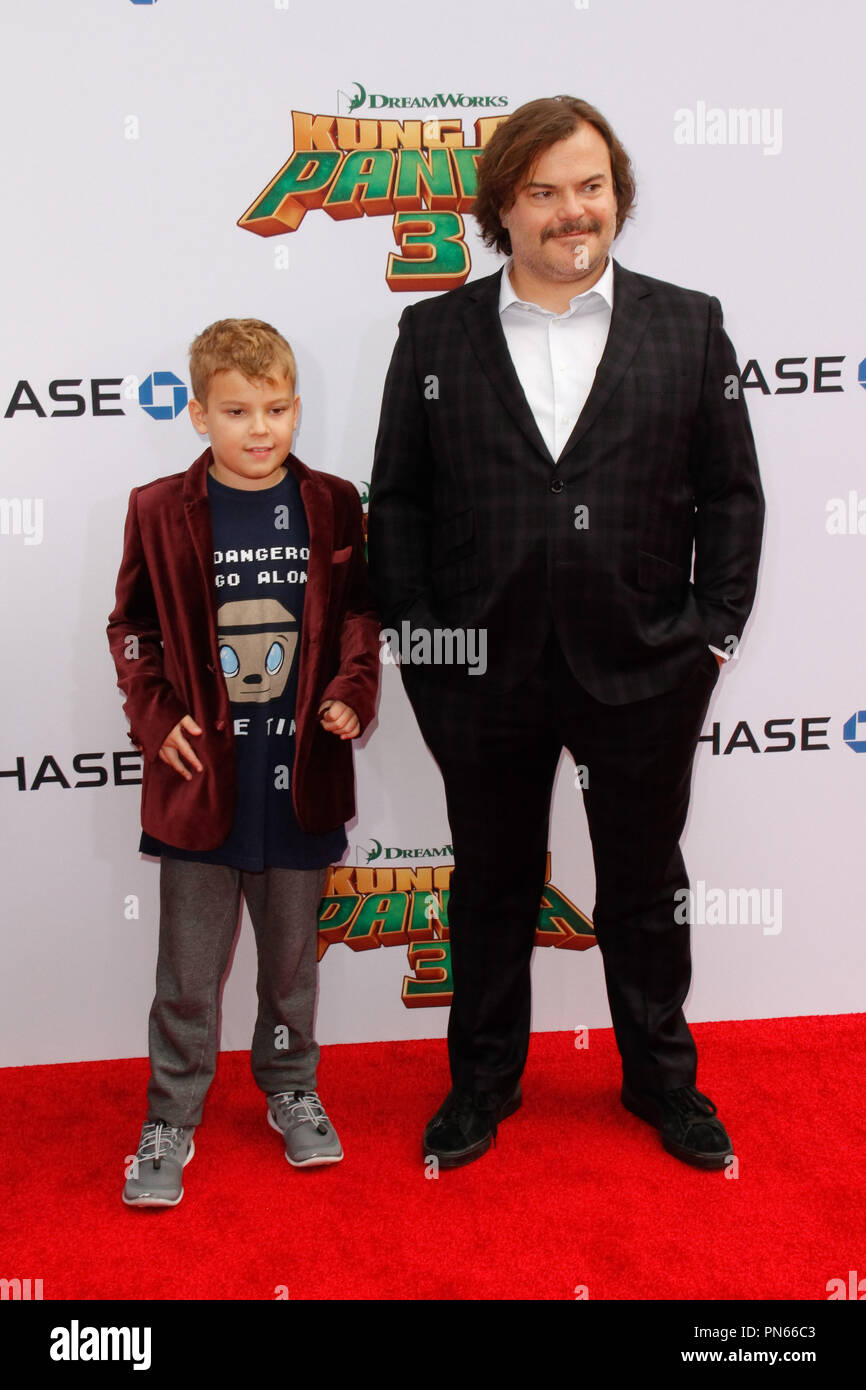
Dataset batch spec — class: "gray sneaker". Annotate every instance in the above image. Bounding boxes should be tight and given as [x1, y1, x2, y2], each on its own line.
[122, 1120, 195, 1207]
[267, 1091, 343, 1167]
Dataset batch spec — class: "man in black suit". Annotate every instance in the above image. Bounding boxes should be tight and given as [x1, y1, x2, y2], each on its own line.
[368, 96, 764, 1171]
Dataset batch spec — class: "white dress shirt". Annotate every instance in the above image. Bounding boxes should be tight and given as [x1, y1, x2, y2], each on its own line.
[498, 255, 614, 462]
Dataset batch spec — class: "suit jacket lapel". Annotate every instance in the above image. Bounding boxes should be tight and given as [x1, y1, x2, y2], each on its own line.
[460, 269, 553, 466]
[557, 259, 652, 469]
[182, 449, 221, 663]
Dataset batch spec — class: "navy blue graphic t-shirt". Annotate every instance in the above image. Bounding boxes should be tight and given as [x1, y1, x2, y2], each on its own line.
[140, 469, 347, 870]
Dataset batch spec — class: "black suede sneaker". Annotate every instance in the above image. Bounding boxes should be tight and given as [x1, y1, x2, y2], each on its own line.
[423, 1083, 522, 1169]
[621, 1082, 734, 1170]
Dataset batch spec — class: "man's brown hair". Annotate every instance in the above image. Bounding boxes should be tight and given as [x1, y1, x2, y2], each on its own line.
[189, 318, 297, 405]
[474, 96, 636, 256]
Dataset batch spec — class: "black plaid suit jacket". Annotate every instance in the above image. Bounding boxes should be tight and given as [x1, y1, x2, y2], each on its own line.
[368, 260, 764, 707]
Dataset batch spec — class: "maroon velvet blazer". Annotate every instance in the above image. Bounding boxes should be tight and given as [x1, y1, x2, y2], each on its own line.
[107, 448, 380, 849]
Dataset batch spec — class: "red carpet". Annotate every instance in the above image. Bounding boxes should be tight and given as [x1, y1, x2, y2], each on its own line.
[2, 1015, 863, 1302]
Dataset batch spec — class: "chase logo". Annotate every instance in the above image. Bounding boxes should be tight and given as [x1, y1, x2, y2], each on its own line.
[138, 371, 188, 421]
[842, 711, 866, 752]
[858, 359, 866, 392]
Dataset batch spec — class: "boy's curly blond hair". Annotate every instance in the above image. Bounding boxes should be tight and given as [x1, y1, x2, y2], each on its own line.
[189, 318, 296, 405]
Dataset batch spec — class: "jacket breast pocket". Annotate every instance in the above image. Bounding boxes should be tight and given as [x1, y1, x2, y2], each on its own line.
[329, 545, 352, 588]
[324, 546, 353, 621]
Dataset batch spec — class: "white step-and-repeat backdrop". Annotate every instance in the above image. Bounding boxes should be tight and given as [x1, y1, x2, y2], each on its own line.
[2, 0, 864, 1066]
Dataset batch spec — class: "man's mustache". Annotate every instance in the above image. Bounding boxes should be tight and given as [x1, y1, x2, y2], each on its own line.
[541, 220, 601, 243]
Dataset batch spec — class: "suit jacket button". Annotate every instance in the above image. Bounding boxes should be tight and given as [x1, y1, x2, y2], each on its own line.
[549, 477, 564, 494]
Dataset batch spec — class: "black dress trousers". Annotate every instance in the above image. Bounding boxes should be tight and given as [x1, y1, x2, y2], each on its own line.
[412, 635, 720, 1098]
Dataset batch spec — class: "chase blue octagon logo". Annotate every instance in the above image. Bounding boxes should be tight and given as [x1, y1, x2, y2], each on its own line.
[842, 711, 866, 752]
[138, 371, 188, 421]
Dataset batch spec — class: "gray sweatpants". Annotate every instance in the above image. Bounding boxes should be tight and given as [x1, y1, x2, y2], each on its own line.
[146, 859, 327, 1127]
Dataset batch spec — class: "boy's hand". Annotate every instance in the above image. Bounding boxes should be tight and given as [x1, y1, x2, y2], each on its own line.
[318, 700, 360, 740]
[158, 715, 203, 779]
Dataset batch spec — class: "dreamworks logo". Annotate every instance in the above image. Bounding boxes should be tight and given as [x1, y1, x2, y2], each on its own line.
[337, 81, 508, 114]
[338, 82, 369, 113]
[674, 102, 782, 156]
[355, 838, 454, 863]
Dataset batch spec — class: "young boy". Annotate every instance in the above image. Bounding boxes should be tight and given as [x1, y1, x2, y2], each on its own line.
[107, 318, 379, 1206]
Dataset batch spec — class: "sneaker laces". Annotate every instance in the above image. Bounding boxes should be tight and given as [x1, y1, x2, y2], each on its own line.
[663, 1085, 720, 1139]
[270, 1090, 329, 1136]
[138, 1121, 187, 1171]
